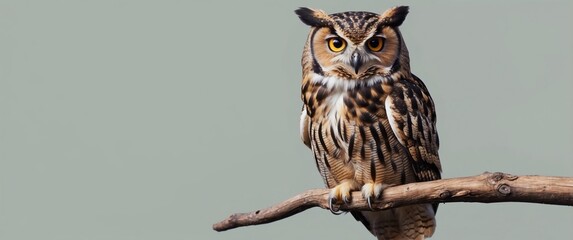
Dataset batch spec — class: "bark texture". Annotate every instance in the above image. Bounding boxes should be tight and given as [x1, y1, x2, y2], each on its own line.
[213, 172, 573, 232]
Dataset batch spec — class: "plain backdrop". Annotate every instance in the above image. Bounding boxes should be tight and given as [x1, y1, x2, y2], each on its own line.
[1, 1, 572, 240]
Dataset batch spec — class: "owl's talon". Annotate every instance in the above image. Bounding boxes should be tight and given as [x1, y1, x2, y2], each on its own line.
[362, 182, 386, 211]
[328, 180, 359, 214]
[328, 197, 344, 215]
[343, 195, 351, 204]
[366, 196, 374, 210]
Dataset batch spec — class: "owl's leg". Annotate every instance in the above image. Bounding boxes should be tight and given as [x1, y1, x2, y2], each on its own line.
[361, 183, 388, 210]
[328, 179, 360, 214]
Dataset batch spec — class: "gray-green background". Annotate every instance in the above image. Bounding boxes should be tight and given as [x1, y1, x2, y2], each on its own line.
[1, 1, 572, 239]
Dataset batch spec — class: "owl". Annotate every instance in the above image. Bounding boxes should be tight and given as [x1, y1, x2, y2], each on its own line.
[295, 6, 442, 240]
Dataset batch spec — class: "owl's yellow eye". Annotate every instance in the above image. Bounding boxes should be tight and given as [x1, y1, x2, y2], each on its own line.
[327, 37, 346, 52]
[367, 37, 385, 52]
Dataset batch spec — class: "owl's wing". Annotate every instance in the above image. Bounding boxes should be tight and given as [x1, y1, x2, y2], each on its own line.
[385, 75, 442, 183]
[299, 106, 311, 148]
[300, 106, 340, 188]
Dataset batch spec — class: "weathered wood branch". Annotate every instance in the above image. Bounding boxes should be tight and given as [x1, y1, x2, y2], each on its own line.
[213, 172, 573, 232]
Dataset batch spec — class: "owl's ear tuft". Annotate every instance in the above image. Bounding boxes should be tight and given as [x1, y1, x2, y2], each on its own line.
[295, 7, 331, 27]
[380, 6, 409, 27]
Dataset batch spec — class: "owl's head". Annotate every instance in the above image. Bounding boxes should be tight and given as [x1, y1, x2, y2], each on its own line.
[296, 6, 411, 81]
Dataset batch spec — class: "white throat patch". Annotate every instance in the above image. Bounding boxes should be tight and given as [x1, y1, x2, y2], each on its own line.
[310, 73, 389, 91]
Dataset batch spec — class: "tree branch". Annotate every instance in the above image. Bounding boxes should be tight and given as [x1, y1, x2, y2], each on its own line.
[213, 172, 573, 232]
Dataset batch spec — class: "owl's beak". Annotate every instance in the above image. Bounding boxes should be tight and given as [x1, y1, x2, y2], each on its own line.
[350, 52, 362, 74]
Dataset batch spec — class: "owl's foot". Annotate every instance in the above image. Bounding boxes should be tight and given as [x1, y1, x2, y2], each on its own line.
[361, 183, 387, 210]
[328, 197, 344, 215]
[328, 180, 360, 214]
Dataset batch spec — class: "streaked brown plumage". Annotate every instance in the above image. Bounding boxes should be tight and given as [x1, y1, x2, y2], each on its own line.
[295, 6, 442, 240]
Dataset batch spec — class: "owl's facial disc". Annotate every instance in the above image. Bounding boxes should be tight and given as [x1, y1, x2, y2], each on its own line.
[308, 21, 405, 80]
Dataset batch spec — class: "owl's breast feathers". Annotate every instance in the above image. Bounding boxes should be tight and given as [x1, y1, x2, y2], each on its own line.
[300, 73, 441, 187]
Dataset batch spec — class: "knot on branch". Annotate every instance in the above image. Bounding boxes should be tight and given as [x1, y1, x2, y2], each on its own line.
[487, 172, 519, 184]
[484, 172, 518, 196]
[497, 184, 511, 195]
[439, 190, 451, 199]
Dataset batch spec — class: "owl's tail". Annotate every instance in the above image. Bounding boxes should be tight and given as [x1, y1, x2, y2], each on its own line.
[352, 204, 436, 240]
